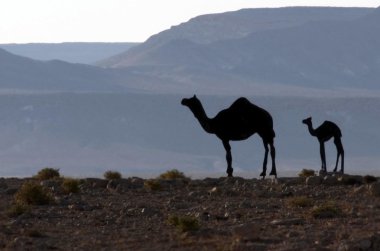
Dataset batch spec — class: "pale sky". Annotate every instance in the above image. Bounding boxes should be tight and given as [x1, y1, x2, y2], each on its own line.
[0, 0, 378, 43]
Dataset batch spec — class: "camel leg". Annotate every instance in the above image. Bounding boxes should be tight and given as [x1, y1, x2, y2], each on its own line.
[260, 140, 269, 179]
[333, 150, 339, 173]
[319, 141, 326, 172]
[341, 151, 344, 174]
[223, 140, 233, 177]
[335, 138, 344, 173]
[269, 142, 277, 178]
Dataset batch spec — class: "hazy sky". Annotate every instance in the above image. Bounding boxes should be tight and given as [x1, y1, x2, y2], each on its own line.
[0, 0, 378, 43]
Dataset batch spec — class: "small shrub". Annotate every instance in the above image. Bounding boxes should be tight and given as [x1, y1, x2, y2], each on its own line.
[298, 169, 315, 178]
[34, 168, 60, 180]
[168, 215, 200, 232]
[340, 175, 363, 185]
[15, 181, 53, 205]
[7, 203, 30, 217]
[288, 196, 314, 208]
[311, 201, 343, 218]
[159, 169, 187, 180]
[62, 178, 80, 194]
[144, 179, 162, 191]
[363, 175, 378, 184]
[103, 170, 122, 180]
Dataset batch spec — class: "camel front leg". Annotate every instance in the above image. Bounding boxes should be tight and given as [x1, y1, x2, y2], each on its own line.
[260, 141, 269, 179]
[223, 140, 233, 177]
[335, 138, 344, 173]
[319, 141, 326, 172]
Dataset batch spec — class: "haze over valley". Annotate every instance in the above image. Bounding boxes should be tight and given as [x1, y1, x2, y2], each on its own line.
[0, 7, 380, 177]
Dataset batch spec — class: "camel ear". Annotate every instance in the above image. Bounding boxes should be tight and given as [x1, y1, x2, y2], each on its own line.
[193, 95, 197, 98]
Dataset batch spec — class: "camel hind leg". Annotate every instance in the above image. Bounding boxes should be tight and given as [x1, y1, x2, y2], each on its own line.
[260, 141, 269, 179]
[334, 137, 344, 173]
[223, 140, 233, 177]
[260, 138, 276, 179]
[319, 141, 327, 172]
[269, 141, 277, 178]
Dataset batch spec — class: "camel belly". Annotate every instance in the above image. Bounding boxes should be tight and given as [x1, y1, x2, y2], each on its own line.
[217, 131, 255, 141]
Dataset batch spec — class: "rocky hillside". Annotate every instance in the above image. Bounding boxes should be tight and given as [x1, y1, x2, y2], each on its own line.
[1, 171, 380, 250]
[98, 7, 380, 95]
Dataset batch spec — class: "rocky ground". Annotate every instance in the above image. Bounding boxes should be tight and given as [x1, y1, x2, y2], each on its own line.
[1, 172, 380, 251]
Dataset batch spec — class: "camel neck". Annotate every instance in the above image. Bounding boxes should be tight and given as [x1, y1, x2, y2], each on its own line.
[306, 123, 316, 136]
[191, 103, 214, 134]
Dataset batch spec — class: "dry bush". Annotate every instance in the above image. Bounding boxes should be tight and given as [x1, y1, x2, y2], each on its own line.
[363, 175, 378, 184]
[288, 196, 314, 208]
[7, 203, 30, 217]
[168, 215, 200, 232]
[34, 167, 60, 180]
[144, 179, 162, 191]
[159, 169, 188, 180]
[14, 181, 53, 205]
[311, 201, 343, 218]
[103, 170, 122, 180]
[298, 169, 315, 178]
[62, 178, 80, 194]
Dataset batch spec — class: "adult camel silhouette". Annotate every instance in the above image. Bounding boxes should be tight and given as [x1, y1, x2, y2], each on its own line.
[302, 117, 344, 173]
[181, 95, 277, 178]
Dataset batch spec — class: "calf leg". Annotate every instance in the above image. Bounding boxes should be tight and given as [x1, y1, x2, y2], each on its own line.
[269, 142, 277, 178]
[335, 138, 344, 173]
[260, 140, 269, 179]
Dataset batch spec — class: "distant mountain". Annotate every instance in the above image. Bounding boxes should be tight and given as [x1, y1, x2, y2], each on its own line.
[1, 7, 379, 96]
[98, 7, 371, 68]
[98, 7, 380, 95]
[0, 48, 127, 92]
[0, 42, 138, 65]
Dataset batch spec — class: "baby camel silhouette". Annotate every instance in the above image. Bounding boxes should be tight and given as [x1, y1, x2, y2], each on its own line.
[181, 95, 277, 178]
[302, 117, 344, 173]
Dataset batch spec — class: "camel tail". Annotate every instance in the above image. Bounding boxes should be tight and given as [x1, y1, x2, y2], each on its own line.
[271, 129, 276, 139]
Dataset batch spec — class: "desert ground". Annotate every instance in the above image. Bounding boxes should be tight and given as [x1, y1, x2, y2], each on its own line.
[1, 170, 380, 251]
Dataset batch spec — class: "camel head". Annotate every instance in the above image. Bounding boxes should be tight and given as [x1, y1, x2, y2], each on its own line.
[181, 95, 206, 119]
[302, 117, 312, 125]
[181, 95, 199, 108]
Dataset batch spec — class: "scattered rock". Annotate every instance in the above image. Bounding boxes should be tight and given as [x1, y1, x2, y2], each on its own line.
[363, 175, 378, 184]
[323, 175, 339, 185]
[306, 176, 322, 185]
[232, 223, 262, 241]
[40, 179, 61, 192]
[339, 175, 363, 185]
[0, 178, 8, 190]
[270, 218, 305, 226]
[208, 186, 220, 196]
[369, 182, 380, 196]
[353, 185, 368, 195]
[359, 239, 372, 250]
[82, 178, 108, 189]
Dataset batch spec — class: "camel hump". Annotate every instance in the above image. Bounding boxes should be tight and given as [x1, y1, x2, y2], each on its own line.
[322, 121, 342, 137]
[231, 97, 262, 111]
